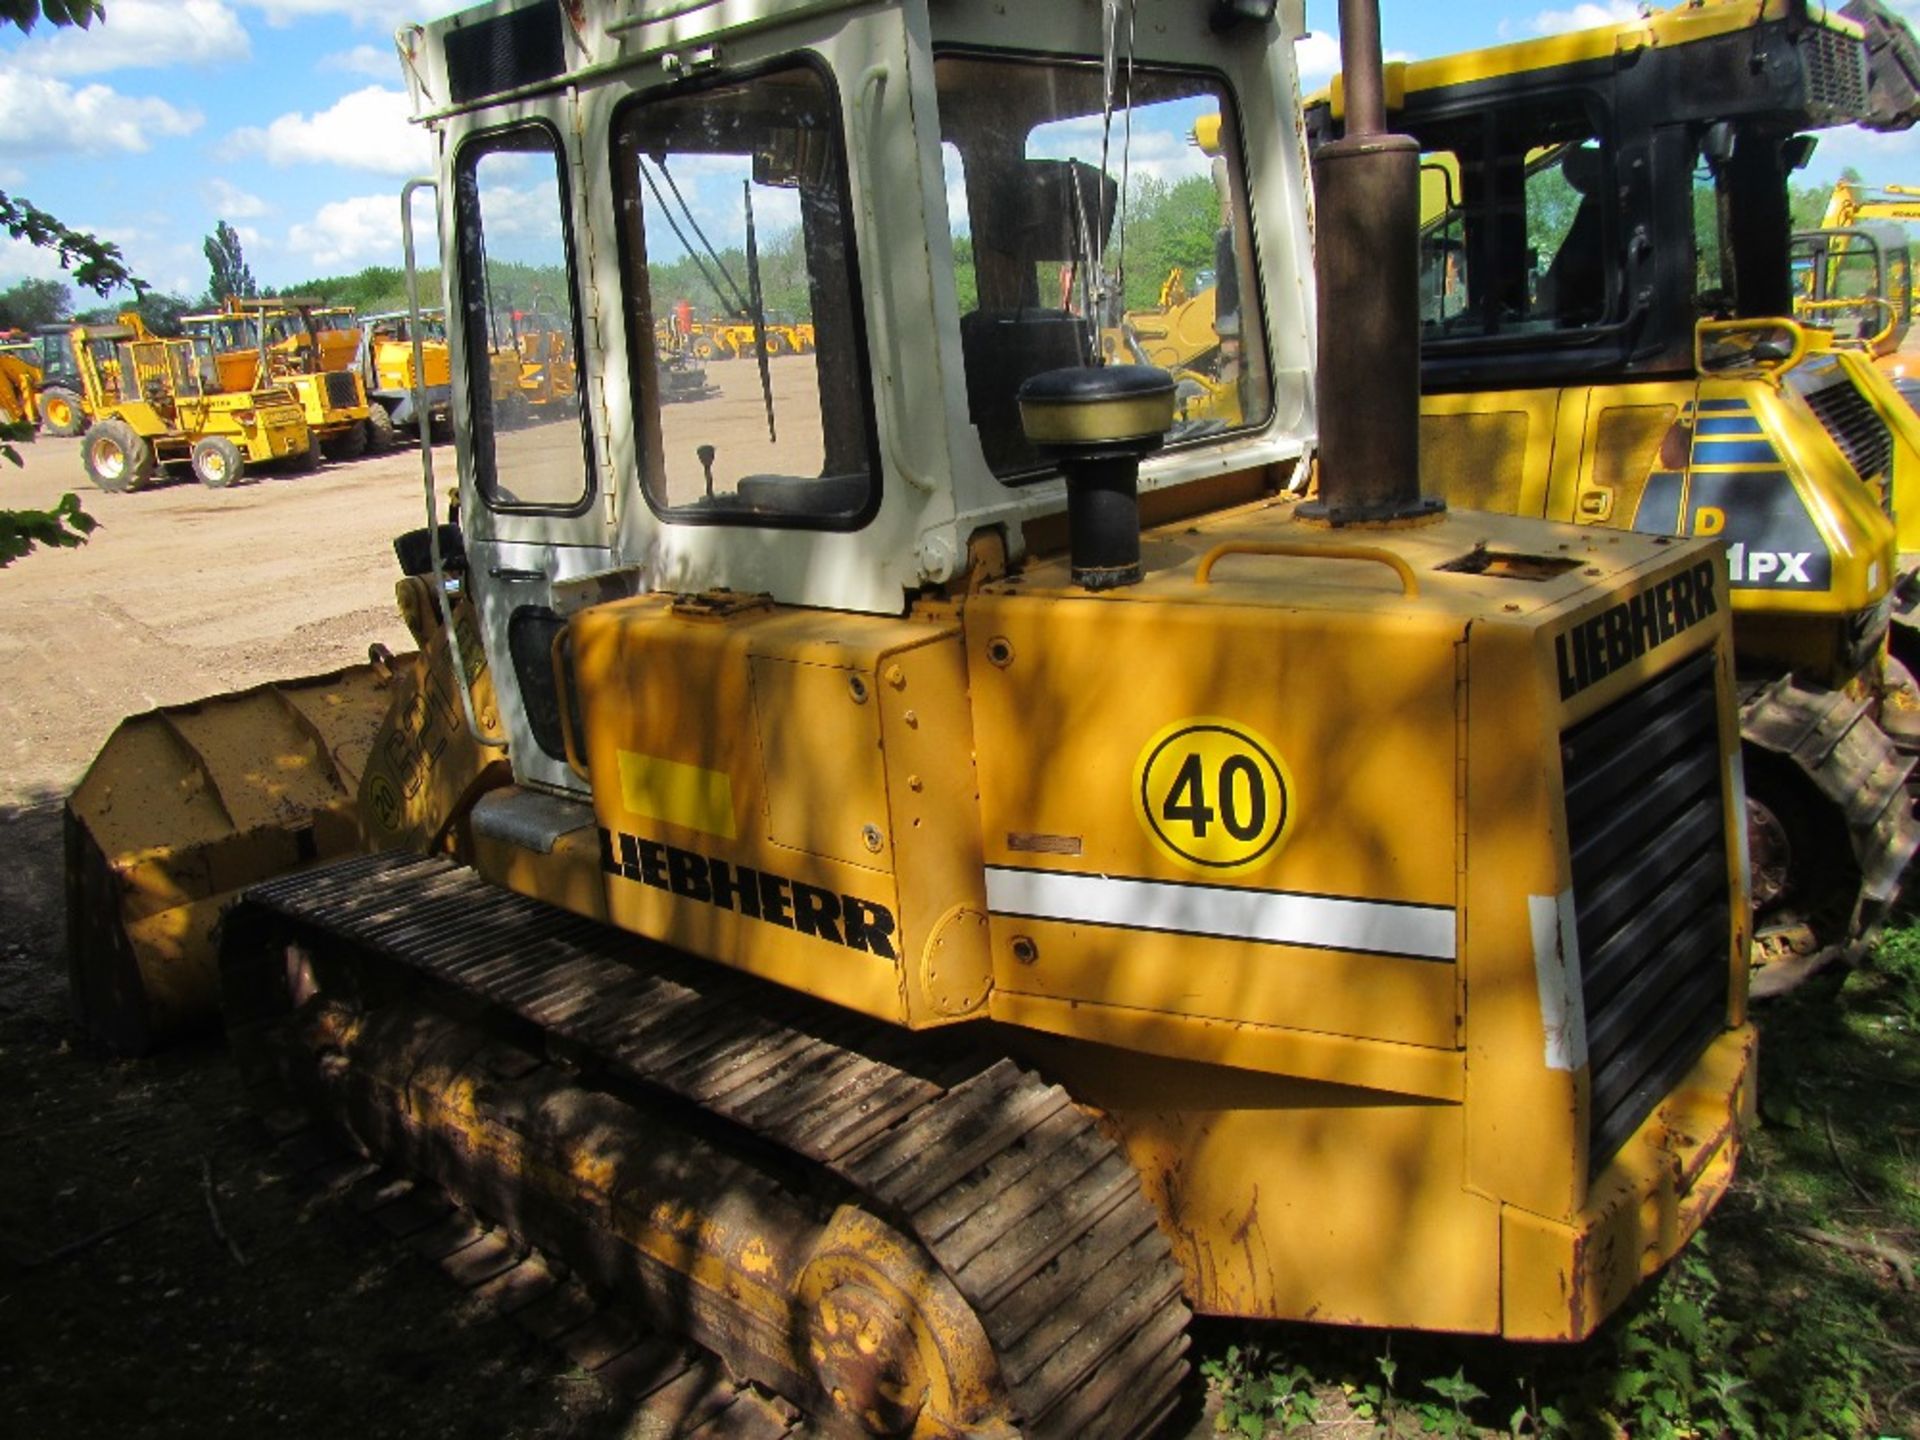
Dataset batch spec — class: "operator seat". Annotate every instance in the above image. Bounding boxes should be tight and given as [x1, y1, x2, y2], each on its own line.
[959, 157, 1115, 474]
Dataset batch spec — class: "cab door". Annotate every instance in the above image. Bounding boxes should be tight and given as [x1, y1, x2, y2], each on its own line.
[447, 107, 611, 798]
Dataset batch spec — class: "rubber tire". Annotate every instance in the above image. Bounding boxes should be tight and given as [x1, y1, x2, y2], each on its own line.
[327, 419, 370, 461]
[497, 390, 531, 431]
[692, 337, 716, 361]
[763, 333, 785, 358]
[191, 435, 245, 489]
[39, 385, 85, 437]
[80, 418, 155, 493]
[365, 402, 397, 450]
[288, 430, 322, 473]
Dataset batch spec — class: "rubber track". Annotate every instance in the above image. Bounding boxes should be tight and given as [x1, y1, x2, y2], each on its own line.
[235, 851, 1192, 1439]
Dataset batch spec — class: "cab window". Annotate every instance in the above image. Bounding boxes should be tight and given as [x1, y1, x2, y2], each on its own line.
[936, 54, 1270, 478]
[1414, 100, 1615, 341]
[611, 62, 875, 527]
[455, 124, 594, 514]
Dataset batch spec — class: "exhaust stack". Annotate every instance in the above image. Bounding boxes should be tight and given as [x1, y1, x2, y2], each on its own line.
[1301, 0, 1441, 526]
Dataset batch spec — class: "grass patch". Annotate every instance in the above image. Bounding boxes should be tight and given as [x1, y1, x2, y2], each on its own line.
[1195, 929, 1920, 1438]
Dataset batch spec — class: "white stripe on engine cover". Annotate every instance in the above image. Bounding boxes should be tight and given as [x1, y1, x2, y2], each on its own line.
[984, 867, 1457, 961]
[1529, 890, 1589, 1072]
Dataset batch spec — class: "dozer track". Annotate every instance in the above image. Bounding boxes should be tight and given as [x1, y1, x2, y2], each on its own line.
[1741, 674, 1920, 984]
[221, 851, 1191, 1439]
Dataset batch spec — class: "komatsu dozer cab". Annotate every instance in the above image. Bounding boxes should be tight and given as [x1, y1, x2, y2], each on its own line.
[69, 322, 311, 490]
[182, 298, 382, 461]
[69, 0, 1755, 1431]
[1310, 0, 1920, 982]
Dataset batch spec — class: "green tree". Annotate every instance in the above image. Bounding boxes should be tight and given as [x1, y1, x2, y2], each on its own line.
[75, 289, 195, 337]
[2, 0, 124, 569]
[0, 277, 70, 330]
[1114, 175, 1221, 310]
[204, 220, 257, 303]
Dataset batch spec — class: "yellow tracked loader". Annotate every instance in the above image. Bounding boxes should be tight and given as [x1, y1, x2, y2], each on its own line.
[69, 0, 1755, 1431]
[1311, 0, 1920, 987]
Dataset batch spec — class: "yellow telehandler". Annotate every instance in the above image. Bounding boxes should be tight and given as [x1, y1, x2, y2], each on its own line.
[67, 1, 1754, 1431]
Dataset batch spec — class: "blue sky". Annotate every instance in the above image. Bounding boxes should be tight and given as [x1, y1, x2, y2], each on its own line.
[0, 0, 1915, 303]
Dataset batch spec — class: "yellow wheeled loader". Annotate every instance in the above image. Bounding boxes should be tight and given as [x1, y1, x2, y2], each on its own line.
[0, 341, 39, 426]
[71, 322, 312, 491]
[183, 298, 381, 462]
[1311, 0, 1920, 987]
[69, 0, 1755, 1431]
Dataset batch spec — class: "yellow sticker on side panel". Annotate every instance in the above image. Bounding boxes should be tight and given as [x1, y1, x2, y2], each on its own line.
[1133, 717, 1293, 875]
[617, 750, 738, 840]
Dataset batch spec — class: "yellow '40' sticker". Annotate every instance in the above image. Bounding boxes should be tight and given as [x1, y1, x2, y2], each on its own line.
[1134, 717, 1293, 875]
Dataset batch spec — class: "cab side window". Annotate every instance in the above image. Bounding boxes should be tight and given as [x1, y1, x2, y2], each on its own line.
[455, 126, 593, 513]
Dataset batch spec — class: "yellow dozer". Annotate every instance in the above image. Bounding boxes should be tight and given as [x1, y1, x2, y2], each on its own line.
[183, 298, 383, 461]
[68, 0, 1755, 1431]
[71, 323, 311, 491]
[1311, 0, 1920, 988]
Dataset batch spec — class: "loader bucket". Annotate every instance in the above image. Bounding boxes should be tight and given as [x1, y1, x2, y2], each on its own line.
[65, 658, 411, 1053]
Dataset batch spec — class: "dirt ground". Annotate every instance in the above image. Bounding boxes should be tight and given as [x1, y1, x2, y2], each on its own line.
[0, 435, 634, 1439]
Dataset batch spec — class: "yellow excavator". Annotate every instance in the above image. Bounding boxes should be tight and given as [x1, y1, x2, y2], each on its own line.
[1794, 179, 1920, 379]
[66, 1, 1755, 1430]
[1312, 0, 1920, 986]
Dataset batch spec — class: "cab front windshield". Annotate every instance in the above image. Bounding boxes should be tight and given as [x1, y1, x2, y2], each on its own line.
[937, 55, 1270, 476]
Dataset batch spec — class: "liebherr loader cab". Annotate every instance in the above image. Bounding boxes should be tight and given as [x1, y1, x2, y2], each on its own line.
[1310, 0, 1920, 971]
[63, 0, 1747, 1432]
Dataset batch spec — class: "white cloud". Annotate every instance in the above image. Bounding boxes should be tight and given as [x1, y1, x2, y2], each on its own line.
[286, 193, 407, 270]
[1529, 2, 1644, 34]
[1295, 32, 1341, 91]
[6, 0, 250, 75]
[0, 72, 201, 156]
[0, 234, 71, 284]
[223, 85, 432, 175]
[318, 44, 397, 80]
[239, 0, 468, 29]
[1293, 32, 1415, 94]
[202, 178, 270, 221]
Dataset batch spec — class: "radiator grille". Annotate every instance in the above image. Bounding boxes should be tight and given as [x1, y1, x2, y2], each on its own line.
[1800, 23, 1871, 122]
[1561, 650, 1730, 1172]
[446, 2, 566, 106]
[324, 370, 360, 410]
[1800, 362, 1895, 495]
